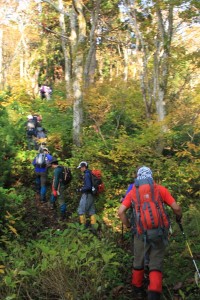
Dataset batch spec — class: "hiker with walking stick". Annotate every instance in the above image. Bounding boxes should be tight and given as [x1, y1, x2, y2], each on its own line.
[118, 166, 182, 300]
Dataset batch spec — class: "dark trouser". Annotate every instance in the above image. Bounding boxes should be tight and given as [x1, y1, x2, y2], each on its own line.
[27, 132, 37, 150]
[132, 235, 166, 294]
[35, 171, 47, 202]
[50, 185, 67, 215]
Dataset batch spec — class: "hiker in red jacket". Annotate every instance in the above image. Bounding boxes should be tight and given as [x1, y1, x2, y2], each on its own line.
[118, 166, 182, 300]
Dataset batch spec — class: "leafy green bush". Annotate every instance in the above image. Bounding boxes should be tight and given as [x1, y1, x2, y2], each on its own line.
[0, 225, 126, 300]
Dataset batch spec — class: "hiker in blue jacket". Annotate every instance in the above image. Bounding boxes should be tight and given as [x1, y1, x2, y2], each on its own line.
[77, 161, 96, 228]
[32, 147, 52, 203]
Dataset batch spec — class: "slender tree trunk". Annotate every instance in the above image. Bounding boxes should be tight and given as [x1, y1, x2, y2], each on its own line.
[0, 28, 3, 89]
[71, 0, 86, 147]
[154, 3, 173, 123]
[132, 7, 152, 119]
[123, 46, 128, 81]
[20, 50, 24, 79]
[84, 0, 100, 88]
[58, 0, 72, 98]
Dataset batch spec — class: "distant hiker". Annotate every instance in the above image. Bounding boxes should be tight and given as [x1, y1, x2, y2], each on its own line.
[35, 127, 47, 150]
[32, 147, 52, 203]
[38, 142, 48, 153]
[118, 166, 182, 300]
[26, 114, 37, 150]
[39, 85, 46, 99]
[39, 85, 52, 100]
[33, 114, 42, 128]
[49, 157, 68, 220]
[45, 86, 52, 100]
[36, 127, 47, 139]
[77, 161, 97, 230]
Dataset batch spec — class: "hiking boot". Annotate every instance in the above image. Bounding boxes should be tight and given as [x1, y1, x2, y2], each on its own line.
[40, 201, 47, 205]
[134, 287, 146, 299]
[58, 212, 67, 221]
[50, 203, 56, 210]
[35, 193, 41, 201]
[41, 196, 47, 203]
[148, 291, 161, 300]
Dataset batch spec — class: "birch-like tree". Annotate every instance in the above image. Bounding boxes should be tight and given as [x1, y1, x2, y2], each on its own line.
[41, 0, 102, 146]
[121, 0, 199, 123]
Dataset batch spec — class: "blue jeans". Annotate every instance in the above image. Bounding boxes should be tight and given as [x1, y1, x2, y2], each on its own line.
[35, 172, 47, 202]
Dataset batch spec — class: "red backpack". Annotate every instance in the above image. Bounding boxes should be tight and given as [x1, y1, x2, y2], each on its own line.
[90, 169, 105, 195]
[131, 183, 170, 236]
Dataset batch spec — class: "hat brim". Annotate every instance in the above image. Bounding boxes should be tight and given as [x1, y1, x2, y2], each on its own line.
[50, 160, 58, 164]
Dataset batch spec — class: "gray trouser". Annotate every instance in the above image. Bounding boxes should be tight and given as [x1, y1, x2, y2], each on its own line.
[77, 193, 95, 215]
[133, 235, 166, 272]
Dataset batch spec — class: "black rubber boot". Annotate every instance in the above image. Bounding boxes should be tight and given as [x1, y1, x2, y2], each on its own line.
[59, 212, 67, 221]
[134, 287, 146, 299]
[40, 196, 46, 203]
[148, 291, 161, 300]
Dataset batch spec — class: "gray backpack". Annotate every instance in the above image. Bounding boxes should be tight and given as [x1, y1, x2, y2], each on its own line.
[35, 153, 47, 168]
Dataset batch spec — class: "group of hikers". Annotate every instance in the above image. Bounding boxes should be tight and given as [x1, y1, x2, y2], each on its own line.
[32, 147, 97, 228]
[32, 143, 183, 300]
[27, 110, 184, 300]
[25, 114, 47, 150]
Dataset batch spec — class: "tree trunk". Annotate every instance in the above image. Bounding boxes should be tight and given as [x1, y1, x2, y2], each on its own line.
[58, 0, 72, 98]
[0, 28, 3, 89]
[123, 46, 128, 81]
[154, 3, 173, 123]
[127, 1, 174, 123]
[84, 0, 100, 88]
[71, 0, 86, 147]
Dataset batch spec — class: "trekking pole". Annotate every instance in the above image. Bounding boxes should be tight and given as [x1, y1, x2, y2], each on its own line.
[121, 222, 124, 240]
[178, 222, 200, 279]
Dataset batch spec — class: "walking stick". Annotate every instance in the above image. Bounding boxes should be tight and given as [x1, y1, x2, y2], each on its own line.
[121, 222, 124, 240]
[178, 222, 200, 280]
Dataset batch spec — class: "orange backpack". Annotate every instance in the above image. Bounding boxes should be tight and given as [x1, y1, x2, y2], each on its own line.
[131, 183, 170, 236]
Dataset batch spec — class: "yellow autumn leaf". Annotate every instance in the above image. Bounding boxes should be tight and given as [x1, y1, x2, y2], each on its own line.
[0, 265, 5, 274]
[5, 211, 12, 219]
[8, 225, 18, 236]
[9, 220, 16, 225]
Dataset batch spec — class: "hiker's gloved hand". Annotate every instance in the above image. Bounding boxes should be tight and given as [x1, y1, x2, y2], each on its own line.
[176, 214, 182, 224]
[53, 190, 57, 197]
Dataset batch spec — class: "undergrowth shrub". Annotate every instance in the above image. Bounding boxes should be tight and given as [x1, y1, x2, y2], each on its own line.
[0, 225, 128, 300]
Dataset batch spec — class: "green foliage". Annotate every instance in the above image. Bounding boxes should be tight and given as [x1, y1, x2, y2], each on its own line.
[0, 102, 21, 186]
[164, 203, 200, 299]
[0, 187, 25, 248]
[0, 226, 124, 299]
